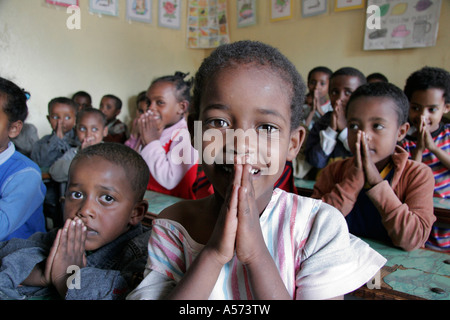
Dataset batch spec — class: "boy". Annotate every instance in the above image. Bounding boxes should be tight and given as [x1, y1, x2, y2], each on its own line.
[401, 66, 450, 252]
[312, 82, 436, 252]
[30, 97, 79, 168]
[0, 143, 151, 300]
[128, 41, 385, 300]
[302, 66, 333, 130]
[99, 94, 128, 144]
[72, 91, 92, 111]
[0, 77, 46, 241]
[304, 67, 366, 177]
[50, 108, 108, 183]
[401, 67, 450, 199]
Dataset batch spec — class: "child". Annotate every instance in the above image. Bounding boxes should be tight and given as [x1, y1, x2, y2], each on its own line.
[312, 82, 436, 252]
[367, 72, 389, 84]
[30, 97, 79, 168]
[401, 66, 450, 252]
[49, 108, 108, 183]
[138, 72, 199, 200]
[125, 91, 150, 151]
[0, 77, 46, 241]
[304, 67, 367, 178]
[127, 41, 386, 300]
[72, 91, 92, 111]
[401, 67, 450, 199]
[302, 66, 333, 130]
[99, 94, 128, 144]
[0, 143, 151, 300]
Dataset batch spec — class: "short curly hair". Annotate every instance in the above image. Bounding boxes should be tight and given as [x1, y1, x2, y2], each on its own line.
[346, 82, 410, 126]
[404, 66, 450, 104]
[70, 143, 150, 201]
[191, 40, 306, 130]
[0, 77, 29, 125]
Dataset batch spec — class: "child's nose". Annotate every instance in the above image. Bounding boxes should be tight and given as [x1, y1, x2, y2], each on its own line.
[76, 200, 96, 220]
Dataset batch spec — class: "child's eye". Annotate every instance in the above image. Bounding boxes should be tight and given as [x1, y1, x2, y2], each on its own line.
[100, 194, 115, 204]
[78, 126, 86, 132]
[428, 107, 438, 113]
[257, 124, 279, 133]
[348, 123, 359, 130]
[92, 127, 99, 132]
[206, 119, 229, 128]
[70, 191, 83, 200]
[345, 90, 353, 96]
[51, 115, 60, 120]
[373, 124, 384, 130]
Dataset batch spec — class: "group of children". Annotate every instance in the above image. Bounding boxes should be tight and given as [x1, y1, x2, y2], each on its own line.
[0, 40, 449, 300]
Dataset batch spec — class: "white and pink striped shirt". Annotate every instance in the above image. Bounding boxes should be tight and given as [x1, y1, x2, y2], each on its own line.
[128, 189, 386, 300]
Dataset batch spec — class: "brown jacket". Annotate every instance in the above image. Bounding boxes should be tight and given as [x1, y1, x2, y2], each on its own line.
[312, 146, 436, 251]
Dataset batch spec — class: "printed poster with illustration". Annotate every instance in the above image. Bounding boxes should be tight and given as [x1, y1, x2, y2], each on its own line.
[187, 0, 230, 49]
[364, 0, 442, 50]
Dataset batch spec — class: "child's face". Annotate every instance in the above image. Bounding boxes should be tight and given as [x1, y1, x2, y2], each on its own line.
[0, 97, 21, 153]
[347, 97, 409, 171]
[329, 75, 362, 109]
[76, 113, 108, 145]
[198, 65, 303, 205]
[408, 88, 450, 133]
[47, 103, 76, 135]
[146, 82, 187, 129]
[64, 156, 145, 251]
[308, 71, 329, 99]
[136, 100, 150, 118]
[99, 97, 120, 123]
[74, 96, 92, 111]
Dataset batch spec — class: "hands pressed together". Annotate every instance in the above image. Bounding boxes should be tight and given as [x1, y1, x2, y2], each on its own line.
[22, 218, 87, 297]
[353, 131, 382, 188]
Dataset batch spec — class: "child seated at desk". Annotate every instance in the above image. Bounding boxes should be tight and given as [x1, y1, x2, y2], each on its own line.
[138, 72, 199, 200]
[312, 82, 436, 252]
[0, 77, 46, 241]
[401, 66, 450, 252]
[127, 41, 386, 300]
[31, 97, 79, 168]
[125, 91, 150, 151]
[49, 108, 108, 183]
[304, 67, 366, 178]
[99, 94, 128, 144]
[0, 143, 151, 300]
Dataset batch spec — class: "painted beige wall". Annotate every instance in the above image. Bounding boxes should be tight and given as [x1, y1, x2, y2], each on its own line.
[1, 0, 449, 137]
[226, 1, 449, 89]
[0, 0, 205, 137]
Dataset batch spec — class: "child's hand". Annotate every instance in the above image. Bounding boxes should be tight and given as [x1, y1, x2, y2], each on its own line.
[356, 131, 382, 187]
[234, 163, 267, 266]
[418, 116, 436, 152]
[81, 136, 96, 149]
[55, 120, 64, 139]
[330, 100, 346, 132]
[47, 217, 87, 297]
[138, 111, 163, 146]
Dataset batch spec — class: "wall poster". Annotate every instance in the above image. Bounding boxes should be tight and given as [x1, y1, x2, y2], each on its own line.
[364, 0, 442, 50]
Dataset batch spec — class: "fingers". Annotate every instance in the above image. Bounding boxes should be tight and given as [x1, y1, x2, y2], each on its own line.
[354, 131, 363, 169]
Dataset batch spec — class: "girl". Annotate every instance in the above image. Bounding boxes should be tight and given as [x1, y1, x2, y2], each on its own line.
[138, 72, 199, 200]
[128, 41, 386, 300]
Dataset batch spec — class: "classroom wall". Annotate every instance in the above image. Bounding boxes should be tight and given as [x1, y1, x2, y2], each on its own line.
[1, 0, 449, 138]
[0, 0, 205, 137]
[226, 1, 450, 89]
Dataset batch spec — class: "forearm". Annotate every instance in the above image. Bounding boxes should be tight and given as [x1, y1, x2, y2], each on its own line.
[167, 247, 224, 300]
[245, 250, 291, 300]
[430, 146, 450, 169]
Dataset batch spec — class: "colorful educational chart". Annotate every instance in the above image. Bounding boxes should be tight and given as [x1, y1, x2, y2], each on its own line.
[187, 0, 230, 49]
[364, 0, 442, 50]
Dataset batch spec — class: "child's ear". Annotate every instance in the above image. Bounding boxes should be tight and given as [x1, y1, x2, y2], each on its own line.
[129, 200, 149, 226]
[286, 126, 306, 161]
[177, 100, 189, 115]
[397, 122, 410, 142]
[8, 120, 23, 139]
[102, 126, 108, 138]
[445, 103, 450, 114]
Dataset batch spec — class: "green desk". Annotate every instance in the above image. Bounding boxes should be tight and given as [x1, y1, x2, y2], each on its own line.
[143, 191, 183, 226]
[353, 238, 450, 300]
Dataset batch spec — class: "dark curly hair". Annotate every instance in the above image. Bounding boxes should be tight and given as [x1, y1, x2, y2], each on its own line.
[150, 71, 193, 104]
[404, 66, 450, 104]
[346, 82, 410, 126]
[70, 142, 150, 201]
[0, 77, 29, 125]
[191, 40, 306, 130]
[330, 67, 367, 86]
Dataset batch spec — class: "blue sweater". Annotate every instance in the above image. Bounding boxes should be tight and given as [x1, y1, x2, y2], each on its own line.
[0, 142, 46, 241]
